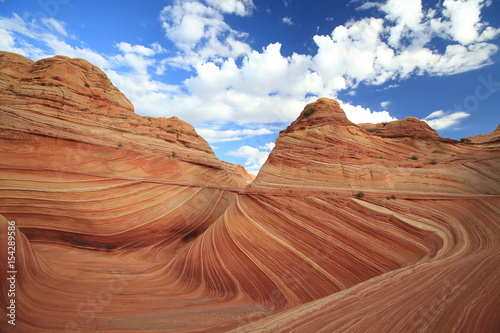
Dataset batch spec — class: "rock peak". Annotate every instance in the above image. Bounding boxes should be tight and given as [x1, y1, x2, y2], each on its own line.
[0, 51, 253, 188]
[286, 98, 353, 132]
[360, 117, 441, 140]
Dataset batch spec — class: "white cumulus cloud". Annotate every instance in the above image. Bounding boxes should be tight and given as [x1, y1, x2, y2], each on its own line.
[195, 127, 273, 143]
[380, 101, 391, 108]
[282, 17, 294, 25]
[159, 0, 252, 68]
[204, 0, 255, 16]
[227, 142, 275, 175]
[423, 110, 470, 130]
[115, 42, 161, 57]
[340, 102, 397, 124]
[443, 0, 500, 45]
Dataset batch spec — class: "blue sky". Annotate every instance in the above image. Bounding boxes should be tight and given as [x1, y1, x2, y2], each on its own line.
[1, 0, 499, 174]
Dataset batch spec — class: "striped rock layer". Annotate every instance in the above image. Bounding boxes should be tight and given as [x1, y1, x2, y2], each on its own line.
[0, 53, 499, 332]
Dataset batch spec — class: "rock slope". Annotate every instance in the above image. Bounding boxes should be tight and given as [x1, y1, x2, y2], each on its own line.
[1, 53, 499, 333]
[166, 99, 499, 333]
[0, 51, 252, 254]
[254, 98, 499, 194]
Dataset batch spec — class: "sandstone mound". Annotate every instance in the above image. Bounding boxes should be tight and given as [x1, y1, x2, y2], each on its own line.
[1, 52, 499, 333]
[255, 99, 499, 195]
[0, 51, 252, 254]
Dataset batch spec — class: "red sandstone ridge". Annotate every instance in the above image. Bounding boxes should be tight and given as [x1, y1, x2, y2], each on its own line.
[288, 98, 354, 128]
[252, 99, 500, 194]
[0, 51, 252, 254]
[359, 117, 442, 140]
[1, 52, 499, 333]
[0, 51, 251, 185]
[227, 99, 500, 332]
[165, 98, 499, 331]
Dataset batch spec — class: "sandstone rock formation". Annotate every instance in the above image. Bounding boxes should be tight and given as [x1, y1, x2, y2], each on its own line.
[254, 98, 499, 194]
[0, 51, 253, 252]
[1, 52, 499, 333]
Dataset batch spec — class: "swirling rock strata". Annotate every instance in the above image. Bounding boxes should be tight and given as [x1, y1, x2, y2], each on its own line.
[166, 99, 499, 331]
[0, 52, 254, 332]
[0, 51, 252, 251]
[223, 100, 500, 332]
[1, 53, 499, 333]
[233, 197, 500, 333]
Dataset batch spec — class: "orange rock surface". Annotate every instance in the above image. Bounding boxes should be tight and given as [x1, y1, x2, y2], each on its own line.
[1, 53, 499, 333]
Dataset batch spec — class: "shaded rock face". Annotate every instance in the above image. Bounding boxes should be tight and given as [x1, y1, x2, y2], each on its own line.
[1, 52, 499, 333]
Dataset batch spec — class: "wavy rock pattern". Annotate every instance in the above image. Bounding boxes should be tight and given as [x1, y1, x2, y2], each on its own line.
[0, 51, 251, 249]
[0, 52, 254, 332]
[1, 53, 499, 332]
[235, 197, 500, 332]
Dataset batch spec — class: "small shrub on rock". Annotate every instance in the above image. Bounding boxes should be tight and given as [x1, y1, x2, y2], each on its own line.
[303, 107, 316, 117]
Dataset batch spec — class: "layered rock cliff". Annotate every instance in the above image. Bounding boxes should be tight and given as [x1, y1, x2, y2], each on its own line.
[226, 100, 500, 332]
[253, 98, 499, 194]
[165, 98, 500, 333]
[0, 51, 252, 255]
[1, 52, 499, 333]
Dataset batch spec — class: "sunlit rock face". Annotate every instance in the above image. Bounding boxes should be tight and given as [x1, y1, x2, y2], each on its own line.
[1, 52, 499, 333]
[0, 50, 252, 248]
[254, 97, 499, 194]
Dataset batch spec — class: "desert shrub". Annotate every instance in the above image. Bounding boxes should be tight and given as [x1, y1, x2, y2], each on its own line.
[409, 156, 419, 160]
[430, 159, 438, 165]
[117, 143, 122, 147]
[84, 82, 90, 88]
[303, 107, 316, 117]
[381, 122, 389, 126]
[460, 138, 472, 143]
[355, 192, 365, 199]
[172, 151, 177, 158]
